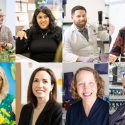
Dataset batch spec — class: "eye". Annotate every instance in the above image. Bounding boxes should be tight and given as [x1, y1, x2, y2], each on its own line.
[33, 78, 39, 82]
[77, 82, 84, 87]
[44, 15, 48, 19]
[42, 79, 48, 84]
[77, 15, 81, 18]
[89, 82, 94, 85]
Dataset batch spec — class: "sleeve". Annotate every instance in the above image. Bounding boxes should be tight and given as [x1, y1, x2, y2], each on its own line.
[53, 26, 62, 45]
[103, 113, 109, 125]
[110, 30, 124, 56]
[18, 106, 26, 125]
[16, 29, 30, 54]
[63, 30, 78, 62]
[52, 104, 63, 125]
[65, 108, 71, 125]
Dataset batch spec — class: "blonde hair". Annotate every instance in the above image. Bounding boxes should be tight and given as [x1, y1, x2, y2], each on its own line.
[0, 67, 9, 100]
[70, 67, 105, 99]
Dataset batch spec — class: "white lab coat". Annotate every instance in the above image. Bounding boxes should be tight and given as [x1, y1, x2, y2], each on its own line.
[63, 24, 99, 62]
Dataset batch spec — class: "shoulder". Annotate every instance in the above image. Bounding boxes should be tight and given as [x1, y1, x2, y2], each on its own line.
[116, 104, 125, 112]
[55, 26, 62, 33]
[6, 93, 15, 99]
[120, 27, 125, 31]
[64, 24, 74, 33]
[5, 94, 15, 103]
[21, 103, 33, 113]
[97, 98, 109, 109]
[68, 100, 82, 111]
[2, 25, 11, 32]
[22, 103, 32, 110]
[119, 27, 125, 37]
[87, 24, 97, 33]
[49, 101, 62, 112]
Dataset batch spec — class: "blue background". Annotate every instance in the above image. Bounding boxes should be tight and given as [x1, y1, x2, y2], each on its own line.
[0, 62, 16, 96]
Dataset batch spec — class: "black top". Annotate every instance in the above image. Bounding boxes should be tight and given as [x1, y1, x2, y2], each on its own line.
[109, 104, 125, 125]
[65, 98, 109, 125]
[16, 26, 62, 62]
[18, 101, 62, 125]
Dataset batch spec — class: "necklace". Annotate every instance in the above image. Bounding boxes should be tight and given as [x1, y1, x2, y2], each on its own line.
[42, 32, 48, 38]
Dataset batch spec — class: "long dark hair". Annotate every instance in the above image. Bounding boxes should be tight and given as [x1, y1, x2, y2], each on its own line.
[27, 67, 57, 107]
[31, 6, 56, 32]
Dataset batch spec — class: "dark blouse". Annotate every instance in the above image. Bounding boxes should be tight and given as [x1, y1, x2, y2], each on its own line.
[65, 98, 109, 125]
[16, 26, 62, 62]
[18, 101, 62, 125]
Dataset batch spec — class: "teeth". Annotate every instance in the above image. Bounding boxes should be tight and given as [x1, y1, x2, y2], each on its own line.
[36, 90, 44, 92]
[84, 93, 92, 96]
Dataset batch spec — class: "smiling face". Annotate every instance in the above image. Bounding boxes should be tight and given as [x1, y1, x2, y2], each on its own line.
[72, 9, 87, 29]
[36, 12, 50, 30]
[76, 70, 97, 102]
[32, 70, 53, 101]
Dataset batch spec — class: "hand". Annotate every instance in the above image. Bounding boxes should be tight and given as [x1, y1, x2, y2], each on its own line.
[78, 56, 94, 62]
[16, 30, 27, 40]
[109, 54, 117, 63]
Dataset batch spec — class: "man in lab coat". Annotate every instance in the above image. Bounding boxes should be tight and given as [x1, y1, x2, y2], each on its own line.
[63, 5, 109, 62]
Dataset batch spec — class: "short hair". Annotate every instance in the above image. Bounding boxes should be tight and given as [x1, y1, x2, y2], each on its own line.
[70, 67, 105, 99]
[32, 6, 56, 32]
[71, 5, 87, 15]
[0, 67, 9, 99]
[27, 67, 57, 107]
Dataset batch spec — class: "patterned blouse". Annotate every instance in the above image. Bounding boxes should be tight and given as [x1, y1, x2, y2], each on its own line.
[0, 93, 15, 121]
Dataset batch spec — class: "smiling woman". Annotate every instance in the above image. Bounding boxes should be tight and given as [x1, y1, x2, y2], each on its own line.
[18, 67, 62, 125]
[16, 6, 62, 62]
[65, 67, 109, 125]
[0, 67, 15, 122]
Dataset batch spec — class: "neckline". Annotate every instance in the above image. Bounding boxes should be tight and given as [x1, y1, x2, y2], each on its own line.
[41, 32, 48, 38]
[81, 97, 99, 118]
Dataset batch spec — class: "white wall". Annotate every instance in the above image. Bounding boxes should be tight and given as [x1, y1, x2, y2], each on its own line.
[6, 0, 15, 36]
[0, 0, 15, 36]
[109, 2, 125, 49]
[21, 62, 63, 104]
[63, 62, 109, 96]
[64, 0, 106, 25]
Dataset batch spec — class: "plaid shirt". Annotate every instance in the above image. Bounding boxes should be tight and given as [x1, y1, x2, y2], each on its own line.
[110, 27, 125, 62]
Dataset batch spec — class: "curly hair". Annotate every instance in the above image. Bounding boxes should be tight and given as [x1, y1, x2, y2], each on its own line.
[27, 67, 57, 108]
[31, 6, 56, 32]
[70, 67, 105, 99]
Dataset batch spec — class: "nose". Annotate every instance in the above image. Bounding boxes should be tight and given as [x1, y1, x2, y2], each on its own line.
[37, 81, 44, 87]
[83, 83, 90, 90]
[41, 17, 46, 22]
[80, 16, 85, 21]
